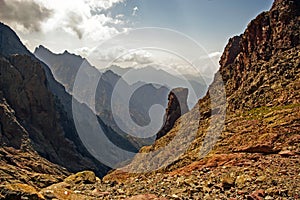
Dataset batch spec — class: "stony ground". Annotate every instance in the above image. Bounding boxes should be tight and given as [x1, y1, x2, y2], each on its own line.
[15, 152, 296, 200]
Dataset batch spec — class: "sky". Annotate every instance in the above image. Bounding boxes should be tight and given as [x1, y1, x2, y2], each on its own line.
[0, 0, 273, 77]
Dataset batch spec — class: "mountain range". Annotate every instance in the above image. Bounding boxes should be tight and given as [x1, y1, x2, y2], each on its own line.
[34, 45, 188, 146]
[0, 0, 299, 199]
[0, 21, 143, 178]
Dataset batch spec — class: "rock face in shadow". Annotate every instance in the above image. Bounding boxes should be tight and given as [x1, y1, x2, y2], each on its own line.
[0, 54, 100, 172]
[0, 22, 112, 177]
[0, 53, 106, 175]
[156, 88, 189, 140]
[0, 57, 70, 198]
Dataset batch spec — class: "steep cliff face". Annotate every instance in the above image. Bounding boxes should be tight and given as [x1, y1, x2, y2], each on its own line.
[0, 57, 70, 199]
[0, 91, 29, 150]
[0, 22, 29, 57]
[220, 0, 300, 111]
[156, 88, 189, 140]
[0, 22, 112, 178]
[1, 55, 100, 169]
[0, 54, 104, 173]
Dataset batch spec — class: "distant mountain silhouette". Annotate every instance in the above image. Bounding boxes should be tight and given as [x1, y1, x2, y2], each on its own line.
[104, 64, 208, 108]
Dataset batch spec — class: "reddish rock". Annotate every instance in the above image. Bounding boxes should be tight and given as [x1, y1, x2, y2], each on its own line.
[247, 190, 265, 200]
[236, 144, 276, 154]
[237, 190, 247, 195]
[125, 194, 168, 200]
[219, 0, 300, 110]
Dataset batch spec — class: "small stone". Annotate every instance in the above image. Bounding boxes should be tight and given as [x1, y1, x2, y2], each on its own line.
[265, 196, 274, 200]
[256, 175, 266, 182]
[247, 190, 265, 200]
[265, 187, 276, 195]
[43, 191, 56, 199]
[236, 174, 251, 188]
[64, 171, 96, 184]
[278, 150, 294, 157]
[221, 176, 235, 190]
[117, 189, 125, 194]
[126, 194, 167, 200]
[237, 190, 246, 195]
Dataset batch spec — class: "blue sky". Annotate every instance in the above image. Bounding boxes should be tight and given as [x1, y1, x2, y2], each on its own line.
[111, 0, 273, 51]
[0, 0, 273, 74]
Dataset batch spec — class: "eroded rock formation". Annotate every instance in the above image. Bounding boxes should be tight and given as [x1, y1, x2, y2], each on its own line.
[156, 88, 189, 139]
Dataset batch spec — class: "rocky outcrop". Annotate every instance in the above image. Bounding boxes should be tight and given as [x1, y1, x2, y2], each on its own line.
[219, 36, 242, 68]
[0, 94, 69, 198]
[220, 0, 300, 111]
[156, 88, 189, 139]
[0, 93, 28, 149]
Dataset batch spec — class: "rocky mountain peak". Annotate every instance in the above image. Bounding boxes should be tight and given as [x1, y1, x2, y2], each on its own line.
[220, 0, 299, 72]
[35, 45, 49, 52]
[219, 35, 242, 68]
[156, 87, 189, 139]
[0, 23, 30, 57]
[218, 0, 299, 111]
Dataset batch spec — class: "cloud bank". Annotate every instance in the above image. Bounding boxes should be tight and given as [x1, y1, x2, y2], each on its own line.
[0, 0, 52, 32]
[0, 0, 127, 41]
[93, 47, 154, 65]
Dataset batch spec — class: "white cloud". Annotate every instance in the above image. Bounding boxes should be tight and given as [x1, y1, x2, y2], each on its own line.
[116, 14, 125, 19]
[92, 46, 153, 65]
[84, 0, 125, 11]
[0, 0, 52, 33]
[24, 0, 127, 41]
[74, 46, 94, 57]
[120, 50, 153, 64]
[132, 6, 139, 16]
[80, 14, 122, 41]
[208, 51, 222, 58]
